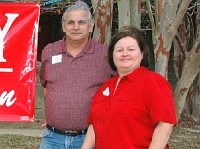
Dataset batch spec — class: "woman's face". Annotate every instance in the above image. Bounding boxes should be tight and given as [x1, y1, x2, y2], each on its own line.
[113, 36, 143, 76]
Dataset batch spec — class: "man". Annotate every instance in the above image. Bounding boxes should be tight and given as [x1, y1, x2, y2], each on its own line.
[39, 1, 114, 149]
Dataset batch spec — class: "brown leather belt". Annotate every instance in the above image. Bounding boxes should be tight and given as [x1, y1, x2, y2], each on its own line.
[46, 124, 87, 137]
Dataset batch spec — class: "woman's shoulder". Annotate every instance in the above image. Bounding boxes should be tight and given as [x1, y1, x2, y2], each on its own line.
[144, 68, 172, 89]
[143, 68, 167, 80]
[101, 75, 118, 87]
[95, 75, 117, 93]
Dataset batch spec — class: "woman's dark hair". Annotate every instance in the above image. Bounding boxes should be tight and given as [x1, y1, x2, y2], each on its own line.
[108, 26, 150, 71]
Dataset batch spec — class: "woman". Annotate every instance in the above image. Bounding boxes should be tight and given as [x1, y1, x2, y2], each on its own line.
[82, 26, 177, 149]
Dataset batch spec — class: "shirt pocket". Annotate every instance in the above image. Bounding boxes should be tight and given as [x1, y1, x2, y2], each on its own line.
[90, 96, 110, 124]
[114, 96, 142, 116]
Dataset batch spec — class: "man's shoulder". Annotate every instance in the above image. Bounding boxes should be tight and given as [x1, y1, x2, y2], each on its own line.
[44, 39, 63, 51]
[42, 39, 64, 55]
[90, 40, 107, 49]
[40, 39, 64, 61]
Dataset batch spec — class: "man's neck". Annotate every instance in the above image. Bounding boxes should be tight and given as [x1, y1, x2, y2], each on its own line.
[66, 38, 89, 57]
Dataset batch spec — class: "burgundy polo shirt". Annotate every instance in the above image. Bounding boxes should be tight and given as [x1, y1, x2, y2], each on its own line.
[89, 67, 177, 149]
[40, 38, 114, 131]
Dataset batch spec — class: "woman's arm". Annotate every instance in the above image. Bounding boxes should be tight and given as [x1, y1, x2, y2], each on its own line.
[148, 122, 174, 149]
[81, 124, 95, 149]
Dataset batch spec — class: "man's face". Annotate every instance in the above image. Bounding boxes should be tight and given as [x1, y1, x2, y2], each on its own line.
[62, 10, 94, 42]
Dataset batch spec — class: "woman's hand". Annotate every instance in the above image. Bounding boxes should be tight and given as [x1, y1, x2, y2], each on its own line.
[81, 124, 95, 149]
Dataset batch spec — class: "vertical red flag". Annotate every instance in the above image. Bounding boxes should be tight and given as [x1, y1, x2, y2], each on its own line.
[0, 3, 40, 122]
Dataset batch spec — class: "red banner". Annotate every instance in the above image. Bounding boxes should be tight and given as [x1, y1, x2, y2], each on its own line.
[0, 3, 40, 122]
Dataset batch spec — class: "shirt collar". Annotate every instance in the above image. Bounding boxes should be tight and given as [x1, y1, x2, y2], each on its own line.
[82, 39, 95, 54]
[123, 67, 147, 82]
[60, 37, 95, 54]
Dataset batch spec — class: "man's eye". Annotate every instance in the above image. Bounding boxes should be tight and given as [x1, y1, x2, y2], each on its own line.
[79, 21, 87, 24]
[67, 21, 74, 25]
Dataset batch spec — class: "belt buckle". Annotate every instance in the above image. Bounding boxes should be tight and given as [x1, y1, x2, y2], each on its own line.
[64, 130, 78, 136]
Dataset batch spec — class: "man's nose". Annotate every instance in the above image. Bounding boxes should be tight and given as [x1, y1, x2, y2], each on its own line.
[73, 22, 79, 29]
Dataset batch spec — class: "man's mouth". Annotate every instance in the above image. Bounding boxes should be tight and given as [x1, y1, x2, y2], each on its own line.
[71, 33, 81, 34]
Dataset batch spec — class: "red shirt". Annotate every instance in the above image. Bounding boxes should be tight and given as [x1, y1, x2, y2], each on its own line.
[89, 67, 177, 149]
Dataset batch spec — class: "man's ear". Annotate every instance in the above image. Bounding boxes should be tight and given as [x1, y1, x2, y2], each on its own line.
[62, 24, 65, 32]
[89, 20, 95, 32]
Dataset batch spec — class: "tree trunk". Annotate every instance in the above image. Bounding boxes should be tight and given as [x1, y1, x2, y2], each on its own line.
[154, 0, 192, 77]
[130, 0, 141, 28]
[117, 0, 141, 28]
[173, 13, 195, 118]
[191, 0, 200, 121]
[91, 0, 114, 45]
[192, 74, 200, 121]
[146, 0, 200, 120]
[117, 0, 131, 27]
[173, 0, 200, 119]
[174, 39, 200, 119]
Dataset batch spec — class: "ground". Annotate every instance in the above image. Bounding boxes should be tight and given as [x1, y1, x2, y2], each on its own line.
[169, 116, 200, 149]
[0, 116, 199, 149]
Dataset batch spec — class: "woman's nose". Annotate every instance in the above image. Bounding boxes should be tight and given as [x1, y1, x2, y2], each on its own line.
[122, 49, 128, 56]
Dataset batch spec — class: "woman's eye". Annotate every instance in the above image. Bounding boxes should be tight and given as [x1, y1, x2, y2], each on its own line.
[116, 49, 123, 52]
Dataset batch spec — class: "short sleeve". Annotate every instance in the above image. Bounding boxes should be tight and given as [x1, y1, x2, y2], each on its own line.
[39, 47, 48, 88]
[147, 73, 177, 126]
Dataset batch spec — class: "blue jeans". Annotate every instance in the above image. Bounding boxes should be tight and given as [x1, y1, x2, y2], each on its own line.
[39, 128, 85, 149]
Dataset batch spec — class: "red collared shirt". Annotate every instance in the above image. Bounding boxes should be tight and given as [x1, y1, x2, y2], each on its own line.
[89, 67, 177, 149]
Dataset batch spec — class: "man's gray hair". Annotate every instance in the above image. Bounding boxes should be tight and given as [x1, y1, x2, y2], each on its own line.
[62, 0, 92, 22]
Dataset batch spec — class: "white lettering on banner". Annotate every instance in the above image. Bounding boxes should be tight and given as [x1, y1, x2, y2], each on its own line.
[0, 90, 17, 107]
[0, 68, 13, 72]
[0, 13, 19, 62]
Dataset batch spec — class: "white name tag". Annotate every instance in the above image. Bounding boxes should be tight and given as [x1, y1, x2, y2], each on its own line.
[52, 54, 62, 64]
[102, 87, 110, 96]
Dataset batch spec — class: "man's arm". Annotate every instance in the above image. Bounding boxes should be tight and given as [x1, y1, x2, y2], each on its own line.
[41, 87, 47, 127]
[148, 122, 174, 149]
[42, 87, 46, 99]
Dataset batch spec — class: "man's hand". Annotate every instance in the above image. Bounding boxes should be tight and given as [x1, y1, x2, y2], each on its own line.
[41, 120, 47, 128]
